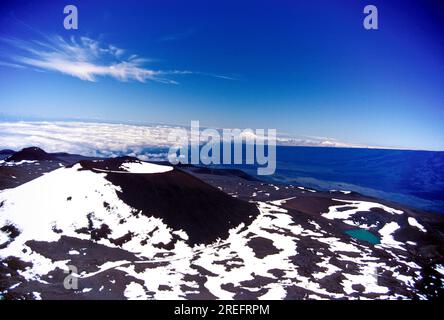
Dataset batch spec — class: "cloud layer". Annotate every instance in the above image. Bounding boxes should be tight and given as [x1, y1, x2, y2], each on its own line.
[1, 35, 193, 83]
[0, 121, 367, 160]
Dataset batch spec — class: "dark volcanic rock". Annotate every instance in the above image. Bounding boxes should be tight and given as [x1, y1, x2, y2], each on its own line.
[78, 156, 139, 171]
[187, 167, 260, 182]
[25, 236, 139, 274]
[0, 148, 99, 190]
[247, 237, 282, 258]
[6, 147, 58, 162]
[0, 149, 15, 155]
[80, 157, 260, 245]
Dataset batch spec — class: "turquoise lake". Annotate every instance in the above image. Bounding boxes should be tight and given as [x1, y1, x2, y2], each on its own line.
[345, 229, 380, 245]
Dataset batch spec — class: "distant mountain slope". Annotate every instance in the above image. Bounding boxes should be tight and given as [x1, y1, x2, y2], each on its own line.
[0, 147, 99, 190]
[0, 149, 15, 155]
[5, 147, 59, 162]
[80, 157, 259, 245]
[0, 149, 443, 300]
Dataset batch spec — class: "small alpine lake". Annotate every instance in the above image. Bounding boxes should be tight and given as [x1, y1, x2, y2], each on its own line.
[345, 229, 380, 245]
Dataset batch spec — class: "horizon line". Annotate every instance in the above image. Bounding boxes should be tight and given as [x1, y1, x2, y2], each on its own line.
[0, 115, 442, 153]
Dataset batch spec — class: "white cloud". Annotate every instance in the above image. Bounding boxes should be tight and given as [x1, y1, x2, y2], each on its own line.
[0, 121, 367, 159]
[0, 35, 197, 83]
[0, 121, 178, 159]
[275, 134, 368, 148]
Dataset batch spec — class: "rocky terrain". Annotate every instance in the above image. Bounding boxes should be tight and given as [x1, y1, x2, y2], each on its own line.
[0, 148, 443, 300]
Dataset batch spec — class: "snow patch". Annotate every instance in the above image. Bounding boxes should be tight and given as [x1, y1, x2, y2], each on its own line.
[322, 199, 403, 221]
[407, 217, 426, 233]
[124, 282, 148, 300]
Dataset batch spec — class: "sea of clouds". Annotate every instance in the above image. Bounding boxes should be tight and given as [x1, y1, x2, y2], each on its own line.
[0, 121, 364, 160]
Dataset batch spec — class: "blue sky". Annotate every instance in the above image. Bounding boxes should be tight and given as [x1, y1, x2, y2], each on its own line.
[0, 0, 443, 150]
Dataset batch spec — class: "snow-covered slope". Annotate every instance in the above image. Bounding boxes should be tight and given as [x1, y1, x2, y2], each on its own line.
[0, 157, 443, 300]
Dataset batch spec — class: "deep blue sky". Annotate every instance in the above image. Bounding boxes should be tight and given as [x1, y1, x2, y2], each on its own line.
[0, 0, 443, 150]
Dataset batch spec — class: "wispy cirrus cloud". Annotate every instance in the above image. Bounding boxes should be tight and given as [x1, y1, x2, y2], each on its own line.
[0, 61, 26, 69]
[0, 35, 226, 83]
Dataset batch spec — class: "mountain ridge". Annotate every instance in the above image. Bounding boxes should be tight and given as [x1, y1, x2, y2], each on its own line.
[0, 147, 443, 300]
